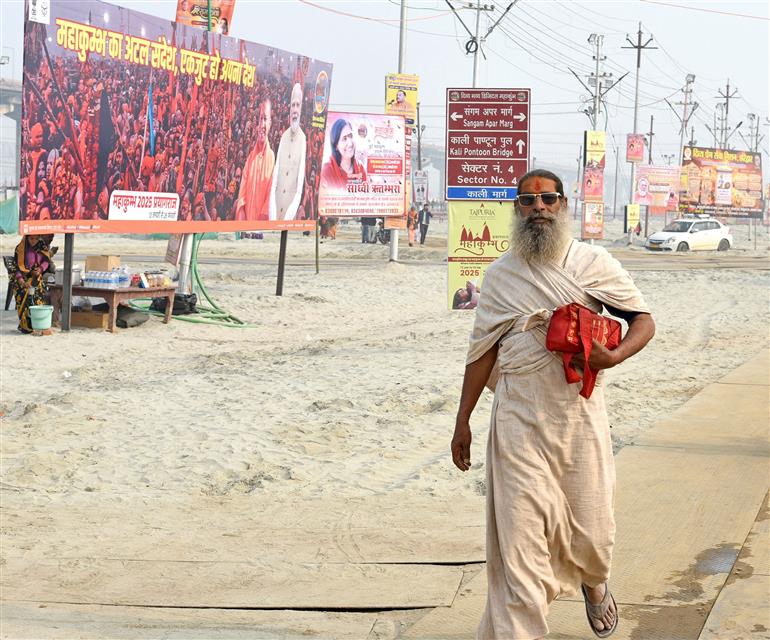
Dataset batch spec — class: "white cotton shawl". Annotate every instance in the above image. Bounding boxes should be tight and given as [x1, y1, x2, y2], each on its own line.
[467, 240, 650, 390]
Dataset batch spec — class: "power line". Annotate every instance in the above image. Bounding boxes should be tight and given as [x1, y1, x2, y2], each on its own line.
[484, 42, 583, 93]
[298, 0, 452, 23]
[297, 0, 461, 38]
[639, 0, 770, 21]
[496, 8, 683, 108]
[495, 17, 592, 77]
[512, 3, 604, 67]
[553, 1, 628, 34]
[385, 0, 449, 12]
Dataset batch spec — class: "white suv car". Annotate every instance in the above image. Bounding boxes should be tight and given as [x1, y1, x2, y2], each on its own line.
[645, 217, 733, 252]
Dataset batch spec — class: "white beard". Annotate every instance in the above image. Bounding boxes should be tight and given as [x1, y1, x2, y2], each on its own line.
[290, 118, 300, 134]
[511, 208, 573, 264]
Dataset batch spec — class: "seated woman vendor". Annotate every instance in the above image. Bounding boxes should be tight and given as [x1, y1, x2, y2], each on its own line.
[11, 234, 55, 334]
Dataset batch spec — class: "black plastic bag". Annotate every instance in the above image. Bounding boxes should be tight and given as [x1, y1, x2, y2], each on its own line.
[150, 293, 198, 315]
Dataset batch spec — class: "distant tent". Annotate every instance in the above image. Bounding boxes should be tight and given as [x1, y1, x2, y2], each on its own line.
[0, 195, 18, 234]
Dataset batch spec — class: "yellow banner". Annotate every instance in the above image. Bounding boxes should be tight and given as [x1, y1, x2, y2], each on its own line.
[584, 130, 606, 168]
[626, 203, 640, 231]
[385, 73, 419, 126]
[447, 201, 513, 310]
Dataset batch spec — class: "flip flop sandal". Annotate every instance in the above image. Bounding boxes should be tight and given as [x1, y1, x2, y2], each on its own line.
[581, 583, 619, 638]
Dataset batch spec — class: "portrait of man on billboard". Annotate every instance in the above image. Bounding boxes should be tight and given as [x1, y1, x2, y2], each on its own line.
[269, 83, 306, 221]
[236, 100, 275, 221]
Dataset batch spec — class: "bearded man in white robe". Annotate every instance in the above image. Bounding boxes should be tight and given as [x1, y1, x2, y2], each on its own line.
[451, 169, 655, 640]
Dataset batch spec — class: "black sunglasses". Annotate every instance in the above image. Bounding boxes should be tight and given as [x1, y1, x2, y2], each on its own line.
[516, 192, 562, 207]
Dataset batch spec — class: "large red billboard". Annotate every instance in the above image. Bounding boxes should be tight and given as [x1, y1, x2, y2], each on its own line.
[679, 146, 763, 218]
[19, 0, 332, 234]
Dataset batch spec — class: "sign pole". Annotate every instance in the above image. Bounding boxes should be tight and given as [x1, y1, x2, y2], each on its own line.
[276, 230, 288, 296]
[60, 233, 74, 331]
[315, 219, 320, 274]
[472, 0, 481, 88]
[177, 234, 193, 294]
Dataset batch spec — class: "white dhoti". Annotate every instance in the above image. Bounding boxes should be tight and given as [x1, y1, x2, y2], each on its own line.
[468, 241, 649, 639]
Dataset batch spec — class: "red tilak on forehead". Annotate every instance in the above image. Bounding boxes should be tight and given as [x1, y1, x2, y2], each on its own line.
[533, 178, 543, 191]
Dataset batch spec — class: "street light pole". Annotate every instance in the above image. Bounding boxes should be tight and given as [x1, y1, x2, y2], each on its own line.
[389, 0, 408, 262]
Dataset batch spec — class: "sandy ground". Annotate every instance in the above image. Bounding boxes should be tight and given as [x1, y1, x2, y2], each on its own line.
[2, 219, 768, 503]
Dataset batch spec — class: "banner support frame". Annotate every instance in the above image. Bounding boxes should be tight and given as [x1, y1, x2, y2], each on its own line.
[60, 233, 74, 331]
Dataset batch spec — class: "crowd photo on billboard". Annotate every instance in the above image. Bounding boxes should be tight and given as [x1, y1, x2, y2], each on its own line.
[19, 0, 332, 233]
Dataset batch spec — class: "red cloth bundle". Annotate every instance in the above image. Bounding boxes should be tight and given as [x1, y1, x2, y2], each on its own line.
[545, 303, 622, 399]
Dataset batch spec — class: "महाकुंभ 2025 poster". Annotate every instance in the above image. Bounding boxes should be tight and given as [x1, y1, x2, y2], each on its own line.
[447, 200, 513, 310]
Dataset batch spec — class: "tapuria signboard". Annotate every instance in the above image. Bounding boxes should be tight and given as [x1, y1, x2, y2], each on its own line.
[447, 200, 513, 310]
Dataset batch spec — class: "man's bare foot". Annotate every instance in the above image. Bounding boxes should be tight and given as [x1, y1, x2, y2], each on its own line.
[582, 582, 617, 634]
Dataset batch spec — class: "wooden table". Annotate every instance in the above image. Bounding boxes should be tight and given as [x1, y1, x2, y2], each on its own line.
[49, 285, 176, 333]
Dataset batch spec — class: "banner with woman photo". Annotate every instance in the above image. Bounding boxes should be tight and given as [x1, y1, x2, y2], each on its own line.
[19, 0, 333, 234]
[317, 112, 406, 218]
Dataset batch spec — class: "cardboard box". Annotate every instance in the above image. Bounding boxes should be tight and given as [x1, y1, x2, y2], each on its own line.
[71, 311, 109, 330]
[85, 255, 120, 272]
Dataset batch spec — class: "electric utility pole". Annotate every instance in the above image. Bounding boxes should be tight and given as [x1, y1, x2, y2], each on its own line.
[569, 33, 628, 131]
[574, 144, 582, 219]
[472, 0, 485, 87]
[416, 102, 423, 171]
[715, 103, 725, 148]
[589, 34, 604, 130]
[642, 114, 655, 238]
[389, 0, 408, 262]
[622, 23, 655, 203]
[716, 79, 738, 149]
[746, 113, 763, 152]
[646, 115, 655, 164]
[445, 0, 518, 87]
[666, 74, 697, 165]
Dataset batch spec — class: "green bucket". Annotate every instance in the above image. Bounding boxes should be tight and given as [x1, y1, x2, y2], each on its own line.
[29, 305, 54, 331]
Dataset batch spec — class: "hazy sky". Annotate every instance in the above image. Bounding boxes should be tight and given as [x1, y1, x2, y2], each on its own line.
[2, 0, 768, 186]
